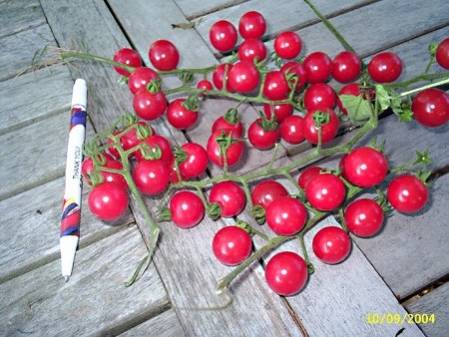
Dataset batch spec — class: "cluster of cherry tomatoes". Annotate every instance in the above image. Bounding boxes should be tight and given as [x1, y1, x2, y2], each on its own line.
[84, 10, 449, 296]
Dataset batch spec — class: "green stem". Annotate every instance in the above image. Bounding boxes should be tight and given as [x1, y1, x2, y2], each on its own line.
[400, 77, 449, 97]
[386, 72, 449, 89]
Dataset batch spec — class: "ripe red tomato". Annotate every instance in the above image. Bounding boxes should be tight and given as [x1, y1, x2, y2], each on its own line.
[133, 159, 170, 196]
[387, 174, 429, 214]
[113, 48, 142, 77]
[411, 88, 449, 128]
[274, 32, 302, 59]
[169, 191, 205, 228]
[120, 121, 148, 152]
[228, 60, 260, 93]
[178, 142, 208, 179]
[167, 98, 198, 130]
[263, 71, 290, 100]
[305, 173, 346, 211]
[265, 251, 308, 296]
[209, 181, 246, 217]
[212, 226, 253, 265]
[280, 61, 307, 92]
[341, 146, 389, 188]
[88, 182, 129, 222]
[196, 79, 213, 91]
[297, 166, 322, 190]
[339, 83, 361, 96]
[238, 38, 267, 63]
[251, 180, 288, 210]
[212, 63, 233, 91]
[331, 51, 361, 83]
[312, 226, 351, 264]
[368, 52, 402, 83]
[263, 104, 293, 122]
[248, 118, 280, 150]
[128, 67, 159, 94]
[266, 196, 308, 236]
[209, 20, 238, 52]
[133, 89, 167, 121]
[436, 37, 449, 69]
[239, 11, 266, 39]
[212, 116, 244, 137]
[82, 154, 127, 190]
[303, 109, 340, 145]
[207, 130, 245, 167]
[304, 83, 336, 112]
[148, 40, 179, 71]
[280, 115, 305, 144]
[344, 199, 384, 237]
[135, 134, 173, 164]
[303, 51, 332, 83]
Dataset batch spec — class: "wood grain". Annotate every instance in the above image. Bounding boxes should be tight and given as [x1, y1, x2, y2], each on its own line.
[174, 0, 247, 19]
[0, 0, 46, 39]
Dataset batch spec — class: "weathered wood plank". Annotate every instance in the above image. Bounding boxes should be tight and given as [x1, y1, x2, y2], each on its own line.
[174, 0, 247, 19]
[0, 227, 169, 337]
[405, 281, 449, 337]
[0, 24, 56, 81]
[0, 0, 46, 39]
[0, 64, 73, 135]
[0, 177, 132, 283]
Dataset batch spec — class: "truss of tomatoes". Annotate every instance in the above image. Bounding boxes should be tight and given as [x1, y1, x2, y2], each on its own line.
[84, 10, 449, 296]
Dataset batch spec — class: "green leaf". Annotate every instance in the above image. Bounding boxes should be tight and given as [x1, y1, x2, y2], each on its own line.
[339, 95, 372, 123]
[414, 150, 432, 166]
[375, 85, 391, 111]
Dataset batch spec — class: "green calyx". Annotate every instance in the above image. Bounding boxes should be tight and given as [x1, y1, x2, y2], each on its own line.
[258, 110, 278, 131]
[140, 143, 162, 160]
[178, 70, 194, 84]
[120, 113, 138, 127]
[158, 207, 172, 222]
[312, 110, 330, 128]
[428, 42, 438, 57]
[136, 123, 152, 140]
[224, 108, 240, 125]
[207, 203, 221, 220]
[88, 170, 103, 187]
[173, 146, 187, 164]
[182, 94, 200, 111]
[251, 205, 266, 225]
[147, 79, 162, 93]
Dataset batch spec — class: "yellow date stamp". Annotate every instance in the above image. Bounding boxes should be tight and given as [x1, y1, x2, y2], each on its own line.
[365, 312, 436, 325]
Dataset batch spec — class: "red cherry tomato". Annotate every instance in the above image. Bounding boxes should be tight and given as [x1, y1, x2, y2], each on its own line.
[239, 11, 266, 39]
[178, 142, 208, 179]
[265, 251, 308, 296]
[149, 40, 179, 71]
[304, 83, 336, 112]
[274, 32, 302, 59]
[207, 130, 245, 167]
[120, 121, 148, 152]
[212, 226, 253, 265]
[331, 51, 361, 83]
[368, 52, 402, 83]
[280, 61, 307, 92]
[312, 226, 351, 264]
[133, 159, 170, 196]
[209, 181, 246, 217]
[133, 89, 167, 121]
[248, 118, 280, 150]
[280, 115, 305, 144]
[88, 182, 129, 222]
[212, 63, 233, 91]
[170, 191, 204, 228]
[303, 109, 340, 145]
[344, 199, 384, 237]
[196, 79, 213, 91]
[82, 154, 127, 190]
[387, 174, 429, 214]
[212, 116, 244, 137]
[266, 196, 308, 236]
[228, 60, 260, 93]
[263, 103, 293, 122]
[263, 71, 290, 100]
[238, 38, 267, 63]
[341, 146, 389, 188]
[128, 67, 159, 94]
[436, 37, 449, 69]
[209, 20, 238, 52]
[113, 48, 142, 77]
[305, 173, 346, 211]
[411, 88, 449, 127]
[135, 134, 173, 164]
[251, 180, 288, 210]
[303, 51, 332, 83]
[167, 98, 198, 130]
[339, 83, 361, 96]
[297, 166, 322, 190]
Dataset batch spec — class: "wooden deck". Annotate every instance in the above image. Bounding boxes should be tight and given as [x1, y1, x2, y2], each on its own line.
[1, 0, 448, 336]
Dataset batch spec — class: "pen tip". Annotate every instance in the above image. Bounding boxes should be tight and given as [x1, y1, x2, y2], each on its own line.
[64, 275, 70, 282]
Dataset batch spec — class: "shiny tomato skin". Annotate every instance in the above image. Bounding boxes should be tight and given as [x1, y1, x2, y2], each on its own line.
[207, 130, 245, 167]
[170, 191, 204, 228]
[178, 142, 208, 179]
[133, 90, 167, 121]
[212, 63, 233, 91]
[212, 226, 253, 265]
[312, 226, 351, 264]
[411, 88, 449, 127]
[266, 197, 308, 236]
[248, 118, 280, 150]
[265, 251, 308, 296]
[436, 37, 449, 69]
[81, 154, 127, 190]
[344, 199, 384, 237]
[167, 98, 198, 130]
[305, 173, 346, 211]
[113, 48, 142, 77]
[368, 52, 402, 83]
[239, 11, 266, 39]
[238, 38, 267, 63]
[212, 116, 244, 137]
[339, 83, 361, 96]
[341, 146, 389, 188]
[228, 60, 260, 93]
[196, 79, 213, 91]
[280, 61, 307, 92]
[297, 166, 322, 190]
[149, 40, 179, 71]
[263, 71, 290, 100]
[387, 174, 429, 214]
[209, 181, 246, 217]
[88, 182, 129, 222]
[209, 20, 238, 52]
[133, 159, 170, 196]
[304, 83, 336, 112]
[331, 51, 361, 83]
[274, 32, 302, 59]
[303, 51, 332, 83]
[280, 115, 305, 144]
[135, 134, 173, 164]
[263, 104, 294, 123]
[120, 121, 147, 152]
[128, 67, 159, 94]
[251, 179, 289, 210]
[303, 109, 340, 145]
